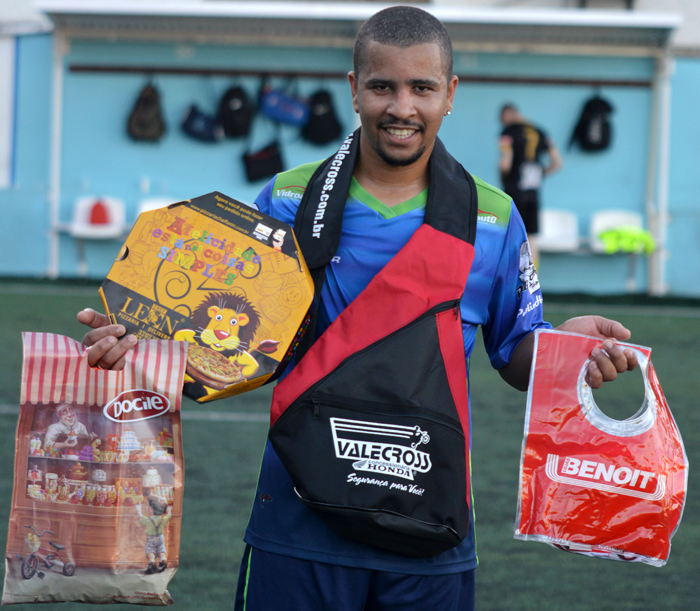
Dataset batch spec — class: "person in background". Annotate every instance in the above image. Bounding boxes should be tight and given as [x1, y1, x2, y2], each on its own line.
[499, 103, 563, 267]
[78, 7, 636, 610]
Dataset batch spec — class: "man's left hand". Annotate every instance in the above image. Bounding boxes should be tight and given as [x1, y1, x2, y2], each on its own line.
[556, 315, 638, 389]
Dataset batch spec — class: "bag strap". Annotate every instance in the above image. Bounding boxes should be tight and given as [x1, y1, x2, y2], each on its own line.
[292, 128, 477, 360]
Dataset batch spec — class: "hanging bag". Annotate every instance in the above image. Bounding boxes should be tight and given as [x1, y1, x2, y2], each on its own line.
[259, 79, 310, 127]
[268, 129, 480, 558]
[515, 330, 687, 566]
[2, 333, 187, 604]
[181, 104, 224, 142]
[219, 85, 255, 138]
[242, 140, 284, 183]
[568, 95, 614, 152]
[301, 89, 342, 145]
[127, 83, 166, 142]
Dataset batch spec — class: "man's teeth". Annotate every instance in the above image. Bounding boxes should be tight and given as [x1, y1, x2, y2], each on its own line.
[386, 128, 415, 139]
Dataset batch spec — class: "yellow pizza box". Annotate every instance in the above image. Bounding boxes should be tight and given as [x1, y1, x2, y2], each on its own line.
[100, 191, 314, 403]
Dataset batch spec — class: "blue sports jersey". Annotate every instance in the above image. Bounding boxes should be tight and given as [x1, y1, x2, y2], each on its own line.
[243, 161, 551, 575]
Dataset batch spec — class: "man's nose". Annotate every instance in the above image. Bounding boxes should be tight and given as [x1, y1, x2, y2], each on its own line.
[387, 88, 415, 119]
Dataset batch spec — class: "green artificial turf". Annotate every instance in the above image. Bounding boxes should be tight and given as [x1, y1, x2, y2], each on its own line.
[0, 281, 698, 609]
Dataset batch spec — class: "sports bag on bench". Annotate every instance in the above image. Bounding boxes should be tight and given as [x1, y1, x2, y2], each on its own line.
[268, 128, 479, 558]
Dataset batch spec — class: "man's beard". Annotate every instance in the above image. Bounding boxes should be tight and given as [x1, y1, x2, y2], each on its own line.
[373, 121, 426, 167]
[375, 143, 426, 167]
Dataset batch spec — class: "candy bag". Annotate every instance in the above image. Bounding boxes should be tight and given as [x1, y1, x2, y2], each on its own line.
[2, 333, 187, 604]
[515, 330, 688, 566]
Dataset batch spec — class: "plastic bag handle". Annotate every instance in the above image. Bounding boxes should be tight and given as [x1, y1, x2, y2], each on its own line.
[576, 347, 656, 437]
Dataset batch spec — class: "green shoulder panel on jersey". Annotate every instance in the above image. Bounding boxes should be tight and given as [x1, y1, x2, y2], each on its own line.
[272, 160, 324, 200]
[473, 175, 512, 229]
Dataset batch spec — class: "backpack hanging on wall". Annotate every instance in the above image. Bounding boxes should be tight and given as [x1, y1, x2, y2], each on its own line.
[219, 85, 255, 138]
[181, 104, 224, 142]
[568, 95, 614, 152]
[259, 80, 310, 127]
[301, 89, 342, 145]
[127, 83, 166, 142]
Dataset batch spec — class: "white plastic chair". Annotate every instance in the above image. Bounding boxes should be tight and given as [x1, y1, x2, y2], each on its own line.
[137, 197, 180, 219]
[538, 209, 580, 253]
[69, 196, 126, 275]
[70, 196, 126, 240]
[589, 210, 643, 253]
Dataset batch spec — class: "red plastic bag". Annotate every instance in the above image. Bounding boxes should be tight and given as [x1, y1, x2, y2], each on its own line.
[3, 333, 187, 604]
[516, 330, 687, 566]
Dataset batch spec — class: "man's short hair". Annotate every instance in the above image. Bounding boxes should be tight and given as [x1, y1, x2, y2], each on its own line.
[500, 103, 518, 117]
[354, 6, 453, 79]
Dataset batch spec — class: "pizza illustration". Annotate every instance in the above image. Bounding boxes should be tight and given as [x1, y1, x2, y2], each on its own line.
[185, 344, 243, 390]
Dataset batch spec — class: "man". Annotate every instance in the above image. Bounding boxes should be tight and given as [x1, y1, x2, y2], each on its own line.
[78, 6, 636, 610]
[44, 402, 97, 451]
[499, 103, 563, 266]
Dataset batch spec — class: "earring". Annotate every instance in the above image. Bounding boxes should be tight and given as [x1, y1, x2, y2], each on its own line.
[445, 110, 451, 116]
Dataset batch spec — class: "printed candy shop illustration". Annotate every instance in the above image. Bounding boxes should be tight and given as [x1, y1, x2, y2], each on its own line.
[9, 400, 180, 579]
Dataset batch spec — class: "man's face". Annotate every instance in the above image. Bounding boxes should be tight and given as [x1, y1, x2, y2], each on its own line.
[349, 41, 457, 168]
[58, 406, 77, 428]
[500, 108, 517, 126]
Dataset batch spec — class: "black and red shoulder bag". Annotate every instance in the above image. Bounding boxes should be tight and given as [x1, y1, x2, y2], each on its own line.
[269, 128, 478, 558]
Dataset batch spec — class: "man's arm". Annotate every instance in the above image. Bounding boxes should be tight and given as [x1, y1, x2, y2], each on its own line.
[498, 135, 514, 175]
[543, 142, 563, 177]
[498, 315, 638, 391]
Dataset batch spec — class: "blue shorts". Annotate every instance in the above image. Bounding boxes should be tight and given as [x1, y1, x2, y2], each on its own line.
[234, 545, 475, 611]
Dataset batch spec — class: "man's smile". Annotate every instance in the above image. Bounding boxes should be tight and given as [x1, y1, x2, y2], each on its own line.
[385, 127, 418, 140]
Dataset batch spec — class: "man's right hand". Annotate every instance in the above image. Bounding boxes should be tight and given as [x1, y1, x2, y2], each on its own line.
[77, 308, 137, 371]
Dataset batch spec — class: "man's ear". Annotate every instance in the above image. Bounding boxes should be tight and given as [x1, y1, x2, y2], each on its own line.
[446, 75, 458, 114]
[348, 71, 360, 114]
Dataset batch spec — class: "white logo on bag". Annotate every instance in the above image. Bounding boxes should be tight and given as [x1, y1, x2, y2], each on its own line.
[103, 390, 170, 423]
[546, 454, 665, 501]
[330, 417, 432, 481]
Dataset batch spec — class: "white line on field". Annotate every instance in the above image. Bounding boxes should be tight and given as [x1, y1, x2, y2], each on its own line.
[0, 404, 268, 422]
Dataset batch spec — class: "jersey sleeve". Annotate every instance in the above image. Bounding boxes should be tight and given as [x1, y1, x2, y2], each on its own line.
[482, 201, 551, 370]
[253, 177, 276, 217]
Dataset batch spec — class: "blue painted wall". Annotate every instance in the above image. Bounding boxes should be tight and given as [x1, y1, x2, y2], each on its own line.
[0, 34, 52, 276]
[666, 57, 700, 297]
[1, 33, 698, 297]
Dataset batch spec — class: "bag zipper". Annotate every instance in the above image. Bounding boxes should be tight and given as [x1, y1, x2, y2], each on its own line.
[309, 393, 463, 434]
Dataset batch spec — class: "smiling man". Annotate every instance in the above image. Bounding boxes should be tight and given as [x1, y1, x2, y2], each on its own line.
[78, 6, 638, 611]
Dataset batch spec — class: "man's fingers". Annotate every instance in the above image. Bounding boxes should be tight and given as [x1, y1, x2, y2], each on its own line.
[77, 308, 112, 329]
[585, 360, 604, 389]
[623, 347, 639, 372]
[587, 340, 640, 388]
[82, 324, 127, 348]
[87, 334, 137, 371]
[587, 316, 631, 341]
[590, 346, 620, 383]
